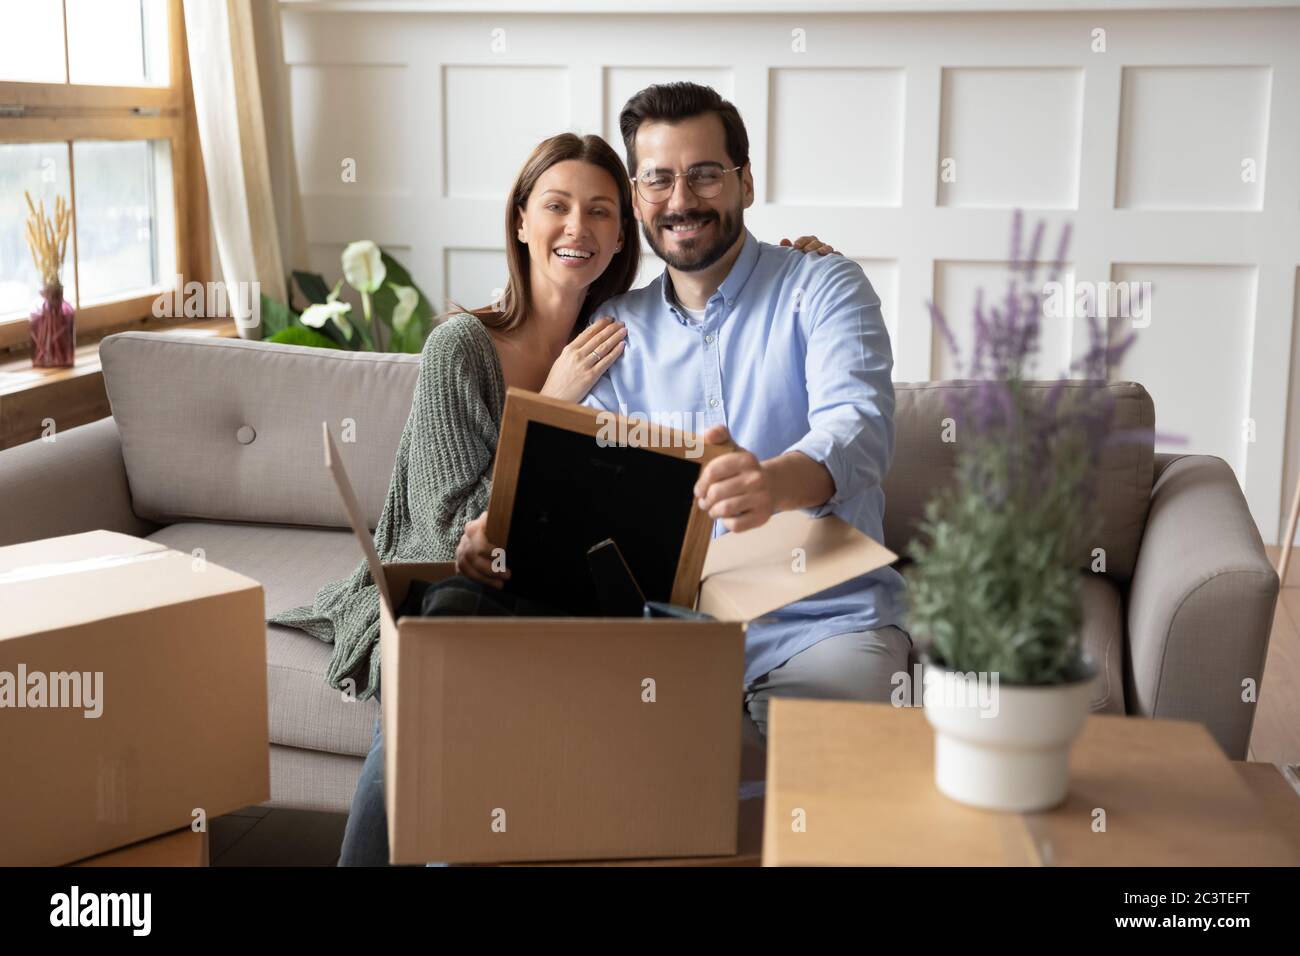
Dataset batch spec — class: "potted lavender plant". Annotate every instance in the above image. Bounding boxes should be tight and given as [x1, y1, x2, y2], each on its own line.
[906, 212, 1137, 812]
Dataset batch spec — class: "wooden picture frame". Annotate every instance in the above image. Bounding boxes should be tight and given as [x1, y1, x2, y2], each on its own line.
[485, 388, 730, 612]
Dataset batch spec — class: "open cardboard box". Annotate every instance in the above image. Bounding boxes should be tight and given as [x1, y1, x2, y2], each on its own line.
[325, 390, 898, 864]
[0, 531, 269, 866]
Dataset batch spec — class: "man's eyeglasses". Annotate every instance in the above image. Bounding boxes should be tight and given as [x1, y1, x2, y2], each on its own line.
[632, 163, 743, 204]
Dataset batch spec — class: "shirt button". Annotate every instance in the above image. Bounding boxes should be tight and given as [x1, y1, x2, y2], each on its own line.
[704, 334, 715, 344]
[709, 399, 720, 409]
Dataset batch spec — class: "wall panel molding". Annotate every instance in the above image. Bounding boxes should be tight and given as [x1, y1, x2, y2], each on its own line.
[283, 5, 1300, 544]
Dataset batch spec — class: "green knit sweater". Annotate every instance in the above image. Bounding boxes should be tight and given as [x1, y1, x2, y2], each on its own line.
[268, 313, 506, 701]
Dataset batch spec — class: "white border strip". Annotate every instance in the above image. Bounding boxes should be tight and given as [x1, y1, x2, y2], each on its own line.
[279, 0, 1300, 15]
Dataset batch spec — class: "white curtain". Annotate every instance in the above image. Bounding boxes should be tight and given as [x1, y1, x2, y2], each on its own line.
[183, 0, 306, 338]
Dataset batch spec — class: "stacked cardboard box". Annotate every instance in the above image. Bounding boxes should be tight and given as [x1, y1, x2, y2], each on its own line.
[0, 531, 269, 866]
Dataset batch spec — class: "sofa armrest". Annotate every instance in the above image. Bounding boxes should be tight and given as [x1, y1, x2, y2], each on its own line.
[0, 417, 159, 548]
[1152, 451, 1182, 483]
[1126, 454, 1279, 759]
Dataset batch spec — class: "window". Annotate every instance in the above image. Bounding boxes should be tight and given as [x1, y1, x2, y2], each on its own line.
[0, 0, 205, 352]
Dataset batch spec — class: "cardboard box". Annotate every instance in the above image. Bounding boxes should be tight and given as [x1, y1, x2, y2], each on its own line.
[70, 827, 209, 868]
[0, 531, 269, 866]
[324, 390, 898, 864]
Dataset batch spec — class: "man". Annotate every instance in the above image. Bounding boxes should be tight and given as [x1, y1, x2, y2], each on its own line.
[582, 82, 911, 737]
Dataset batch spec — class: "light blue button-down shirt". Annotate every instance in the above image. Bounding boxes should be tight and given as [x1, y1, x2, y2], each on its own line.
[583, 229, 909, 685]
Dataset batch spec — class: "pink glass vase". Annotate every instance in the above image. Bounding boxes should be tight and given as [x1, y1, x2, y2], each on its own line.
[29, 285, 76, 368]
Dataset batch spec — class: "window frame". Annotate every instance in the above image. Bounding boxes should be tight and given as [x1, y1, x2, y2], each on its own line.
[0, 0, 208, 352]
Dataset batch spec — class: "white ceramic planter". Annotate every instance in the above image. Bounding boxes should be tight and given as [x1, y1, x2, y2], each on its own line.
[922, 660, 1097, 812]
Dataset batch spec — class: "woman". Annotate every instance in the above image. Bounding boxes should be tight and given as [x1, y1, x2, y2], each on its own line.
[270, 132, 835, 865]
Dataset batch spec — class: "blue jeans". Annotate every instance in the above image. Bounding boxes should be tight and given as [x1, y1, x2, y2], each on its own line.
[339, 701, 449, 867]
[338, 710, 391, 867]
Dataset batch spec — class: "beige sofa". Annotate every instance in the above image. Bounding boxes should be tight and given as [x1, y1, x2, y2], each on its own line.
[0, 330, 1280, 814]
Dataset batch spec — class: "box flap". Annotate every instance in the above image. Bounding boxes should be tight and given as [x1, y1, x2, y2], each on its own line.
[1, 548, 261, 642]
[697, 511, 897, 622]
[322, 421, 392, 614]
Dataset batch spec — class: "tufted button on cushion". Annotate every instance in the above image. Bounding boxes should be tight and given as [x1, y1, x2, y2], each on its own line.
[236, 425, 257, 445]
[99, 333, 420, 528]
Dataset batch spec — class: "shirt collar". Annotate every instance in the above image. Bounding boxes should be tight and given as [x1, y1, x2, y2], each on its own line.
[658, 228, 761, 320]
[717, 228, 761, 306]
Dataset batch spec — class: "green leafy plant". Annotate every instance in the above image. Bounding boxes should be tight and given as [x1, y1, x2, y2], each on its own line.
[266, 325, 341, 350]
[261, 241, 436, 353]
[904, 213, 1140, 685]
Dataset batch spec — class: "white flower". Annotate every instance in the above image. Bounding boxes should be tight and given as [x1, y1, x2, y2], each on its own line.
[300, 300, 353, 338]
[391, 284, 419, 332]
[341, 240, 386, 295]
[330, 309, 354, 339]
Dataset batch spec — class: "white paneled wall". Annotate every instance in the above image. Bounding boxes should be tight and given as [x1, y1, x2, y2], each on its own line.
[937, 68, 1084, 209]
[769, 67, 904, 206]
[280, 1, 1300, 545]
[1115, 66, 1271, 210]
[932, 260, 1079, 381]
[1110, 262, 1260, 478]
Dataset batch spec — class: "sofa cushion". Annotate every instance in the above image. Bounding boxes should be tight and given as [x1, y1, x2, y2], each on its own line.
[269, 744, 364, 815]
[884, 381, 1155, 583]
[146, 520, 378, 757]
[101, 332, 421, 530]
[1081, 573, 1126, 714]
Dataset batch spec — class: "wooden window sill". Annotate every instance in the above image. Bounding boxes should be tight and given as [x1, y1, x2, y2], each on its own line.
[0, 317, 240, 450]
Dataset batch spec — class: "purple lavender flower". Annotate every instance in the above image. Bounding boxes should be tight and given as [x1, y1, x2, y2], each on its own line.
[907, 212, 1161, 682]
[924, 212, 1142, 510]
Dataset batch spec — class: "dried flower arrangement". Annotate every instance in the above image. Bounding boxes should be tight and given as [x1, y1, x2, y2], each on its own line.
[23, 191, 76, 368]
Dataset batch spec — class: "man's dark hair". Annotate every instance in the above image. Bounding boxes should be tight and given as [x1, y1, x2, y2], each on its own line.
[618, 82, 750, 178]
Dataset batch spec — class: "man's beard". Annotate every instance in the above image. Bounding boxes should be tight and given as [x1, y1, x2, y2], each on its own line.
[641, 203, 743, 272]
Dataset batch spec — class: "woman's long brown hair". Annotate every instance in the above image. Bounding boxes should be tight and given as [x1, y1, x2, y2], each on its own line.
[462, 133, 641, 339]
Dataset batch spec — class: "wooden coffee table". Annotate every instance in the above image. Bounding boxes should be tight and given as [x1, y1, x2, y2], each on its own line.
[762, 699, 1300, 866]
